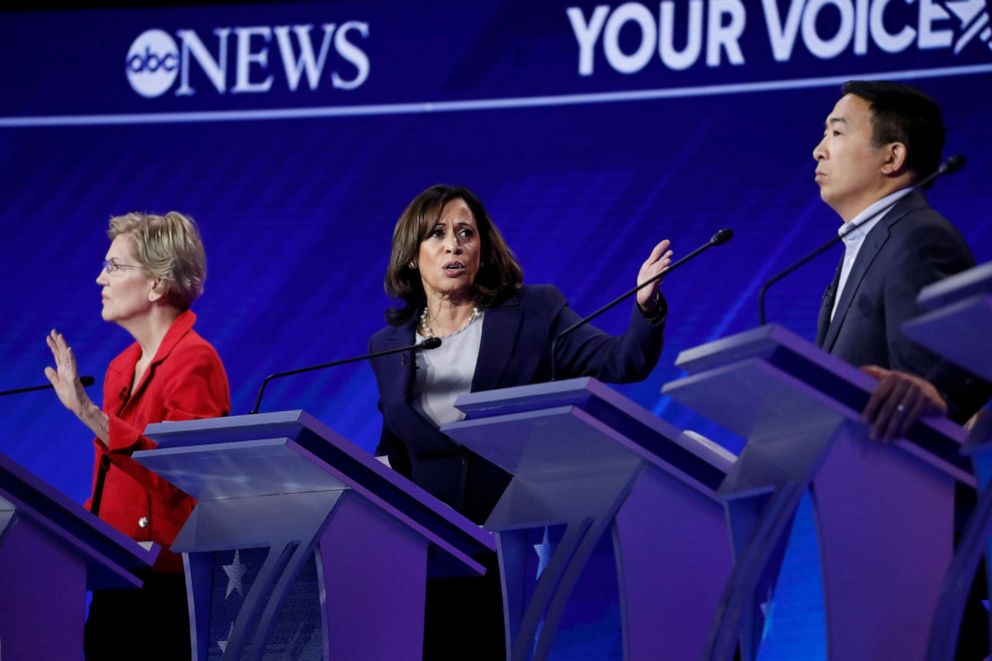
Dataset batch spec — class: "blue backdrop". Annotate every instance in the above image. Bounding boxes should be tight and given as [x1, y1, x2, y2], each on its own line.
[2, 1, 991, 657]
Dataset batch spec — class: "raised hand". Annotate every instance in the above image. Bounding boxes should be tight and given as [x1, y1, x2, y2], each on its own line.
[45, 329, 91, 415]
[45, 329, 109, 444]
[636, 239, 673, 314]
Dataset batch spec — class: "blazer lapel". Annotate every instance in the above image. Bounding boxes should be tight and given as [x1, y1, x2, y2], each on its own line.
[129, 309, 197, 402]
[380, 295, 523, 443]
[106, 343, 141, 414]
[471, 294, 523, 392]
[821, 223, 890, 352]
[820, 192, 924, 352]
[816, 259, 842, 347]
[378, 318, 419, 405]
[378, 317, 458, 448]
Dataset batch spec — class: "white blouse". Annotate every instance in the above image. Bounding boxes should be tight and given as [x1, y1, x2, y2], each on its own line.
[412, 311, 486, 427]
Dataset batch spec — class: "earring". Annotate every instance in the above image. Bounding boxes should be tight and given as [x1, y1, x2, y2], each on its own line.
[409, 261, 417, 270]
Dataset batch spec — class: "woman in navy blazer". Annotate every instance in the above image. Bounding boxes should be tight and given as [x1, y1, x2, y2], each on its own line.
[369, 184, 672, 659]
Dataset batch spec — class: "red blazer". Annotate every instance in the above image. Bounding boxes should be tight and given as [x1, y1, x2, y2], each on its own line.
[87, 309, 230, 573]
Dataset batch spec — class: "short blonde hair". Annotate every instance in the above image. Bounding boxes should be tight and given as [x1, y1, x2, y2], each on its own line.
[108, 211, 207, 308]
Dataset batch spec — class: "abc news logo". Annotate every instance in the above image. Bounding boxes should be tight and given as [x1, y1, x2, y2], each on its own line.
[126, 23, 370, 98]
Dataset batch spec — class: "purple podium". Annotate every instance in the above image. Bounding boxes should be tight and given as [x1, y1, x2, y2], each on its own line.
[0, 452, 159, 661]
[903, 262, 992, 660]
[663, 324, 971, 661]
[134, 410, 495, 661]
[442, 377, 736, 661]
[903, 261, 992, 384]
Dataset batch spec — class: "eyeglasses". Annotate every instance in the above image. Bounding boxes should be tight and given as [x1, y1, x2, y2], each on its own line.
[101, 259, 143, 274]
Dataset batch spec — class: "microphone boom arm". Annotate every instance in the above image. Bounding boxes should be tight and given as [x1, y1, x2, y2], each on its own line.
[550, 229, 733, 381]
[250, 337, 441, 414]
[0, 375, 95, 397]
[757, 154, 965, 325]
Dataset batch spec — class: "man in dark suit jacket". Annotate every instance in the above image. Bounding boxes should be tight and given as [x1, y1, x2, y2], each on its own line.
[813, 80, 987, 439]
[814, 80, 989, 660]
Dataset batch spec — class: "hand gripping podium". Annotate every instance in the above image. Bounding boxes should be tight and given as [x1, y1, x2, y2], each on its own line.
[662, 324, 971, 661]
[134, 410, 495, 661]
[441, 377, 736, 661]
[0, 452, 159, 661]
[902, 262, 992, 659]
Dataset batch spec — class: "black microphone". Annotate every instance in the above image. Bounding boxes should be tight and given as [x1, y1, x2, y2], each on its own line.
[757, 154, 965, 325]
[0, 375, 95, 397]
[550, 229, 734, 381]
[939, 154, 966, 175]
[249, 337, 442, 414]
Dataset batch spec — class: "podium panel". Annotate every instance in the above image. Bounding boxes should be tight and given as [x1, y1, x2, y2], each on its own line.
[0, 452, 158, 661]
[903, 262, 992, 659]
[444, 377, 736, 661]
[664, 324, 970, 661]
[136, 410, 494, 661]
[903, 261, 992, 383]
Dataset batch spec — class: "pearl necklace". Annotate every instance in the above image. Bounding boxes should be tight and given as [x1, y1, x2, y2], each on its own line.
[419, 305, 481, 339]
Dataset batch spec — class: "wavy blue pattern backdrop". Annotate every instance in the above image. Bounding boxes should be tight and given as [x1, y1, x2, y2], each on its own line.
[2, 1, 991, 657]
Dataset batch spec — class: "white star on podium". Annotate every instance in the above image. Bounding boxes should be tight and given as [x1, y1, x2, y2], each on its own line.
[759, 585, 776, 643]
[223, 549, 248, 599]
[218, 621, 234, 653]
[533, 527, 553, 579]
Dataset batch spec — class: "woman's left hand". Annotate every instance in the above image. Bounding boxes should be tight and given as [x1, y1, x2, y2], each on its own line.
[636, 239, 673, 314]
[45, 330, 92, 416]
[45, 329, 109, 444]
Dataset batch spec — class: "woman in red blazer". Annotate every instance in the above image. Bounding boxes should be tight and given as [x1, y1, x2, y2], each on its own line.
[45, 211, 230, 660]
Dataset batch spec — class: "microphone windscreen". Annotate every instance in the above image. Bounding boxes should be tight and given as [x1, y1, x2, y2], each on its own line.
[940, 154, 966, 175]
[421, 337, 442, 350]
[711, 228, 734, 245]
[80, 375, 95, 387]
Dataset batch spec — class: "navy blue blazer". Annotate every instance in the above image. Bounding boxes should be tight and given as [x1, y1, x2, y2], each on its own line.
[816, 190, 989, 422]
[369, 284, 665, 523]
